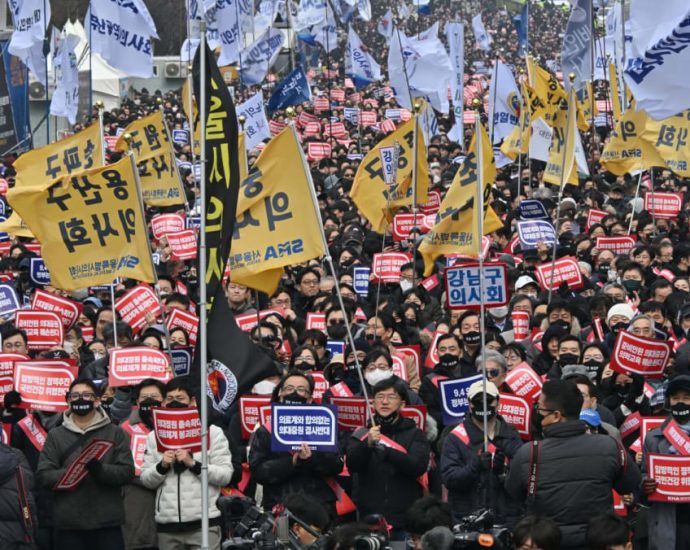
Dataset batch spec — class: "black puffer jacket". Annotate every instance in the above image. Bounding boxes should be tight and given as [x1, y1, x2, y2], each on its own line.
[0, 442, 36, 546]
[346, 416, 430, 528]
[505, 420, 641, 549]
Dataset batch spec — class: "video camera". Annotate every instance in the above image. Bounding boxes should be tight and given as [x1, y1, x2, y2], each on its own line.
[452, 509, 512, 549]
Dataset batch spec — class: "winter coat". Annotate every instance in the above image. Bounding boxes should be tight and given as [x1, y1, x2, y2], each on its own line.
[346, 416, 430, 528]
[505, 420, 641, 549]
[140, 424, 232, 531]
[36, 409, 135, 530]
[0, 443, 36, 546]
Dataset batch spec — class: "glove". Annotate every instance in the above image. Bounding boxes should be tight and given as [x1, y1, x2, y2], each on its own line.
[85, 459, 103, 476]
[492, 451, 506, 476]
[624, 374, 645, 409]
[477, 452, 492, 472]
[642, 478, 657, 495]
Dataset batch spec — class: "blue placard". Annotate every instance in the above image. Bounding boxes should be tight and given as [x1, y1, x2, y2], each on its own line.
[518, 200, 549, 220]
[29, 257, 50, 286]
[0, 214, 7, 243]
[517, 220, 556, 250]
[171, 348, 193, 377]
[0, 199, 5, 216]
[439, 375, 483, 425]
[445, 264, 508, 309]
[326, 340, 345, 357]
[270, 404, 338, 452]
[172, 129, 189, 145]
[186, 216, 201, 230]
[0, 284, 20, 317]
[353, 267, 370, 296]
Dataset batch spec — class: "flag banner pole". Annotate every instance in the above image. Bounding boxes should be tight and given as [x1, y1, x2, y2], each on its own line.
[158, 101, 190, 215]
[411, 103, 421, 286]
[627, 169, 644, 235]
[96, 102, 107, 163]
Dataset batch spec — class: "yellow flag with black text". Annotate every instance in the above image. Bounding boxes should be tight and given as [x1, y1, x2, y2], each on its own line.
[544, 88, 578, 187]
[228, 127, 326, 295]
[0, 211, 34, 238]
[419, 122, 504, 276]
[351, 117, 428, 233]
[115, 111, 186, 207]
[7, 156, 155, 290]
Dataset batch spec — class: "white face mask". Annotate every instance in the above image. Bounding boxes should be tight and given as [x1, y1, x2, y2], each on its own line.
[253, 380, 277, 395]
[63, 341, 75, 355]
[365, 368, 393, 387]
[400, 279, 414, 293]
[489, 306, 509, 319]
[93, 352, 105, 361]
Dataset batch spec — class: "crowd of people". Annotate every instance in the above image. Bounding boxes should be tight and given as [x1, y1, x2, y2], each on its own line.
[0, 0, 688, 549]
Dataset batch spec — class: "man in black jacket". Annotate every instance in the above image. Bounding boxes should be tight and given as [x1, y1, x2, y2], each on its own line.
[505, 379, 641, 550]
[0, 439, 36, 547]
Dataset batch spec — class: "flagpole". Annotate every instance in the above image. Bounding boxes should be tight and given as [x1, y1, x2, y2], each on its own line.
[197, 19, 210, 550]
[588, 0, 597, 152]
[547, 77, 575, 306]
[185, 66, 199, 202]
[619, 0, 628, 111]
[234, 0, 245, 97]
[411, 102, 422, 287]
[96, 101, 106, 163]
[43, 0, 49, 145]
[158, 100, 190, 214]
[488, 59, 499, 144]
[286, 115, 373, 421]
[627, 169, 644, 235]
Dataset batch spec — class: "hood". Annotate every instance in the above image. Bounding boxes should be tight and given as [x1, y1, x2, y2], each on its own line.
[0, 444, 20, 484]
[543, 419, 587, 439]
[62, 407, 111, 434]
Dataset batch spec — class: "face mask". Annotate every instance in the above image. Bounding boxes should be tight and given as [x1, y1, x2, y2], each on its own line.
[365, 368, 393, 386]
[327, 324, 348, 340]
[282, 392, 308, 405]
[93, 352, 105, 361]
[365, 333, 382, 345]
[489, 306, 509, 319]
[611, 321, 628, 333]
[463, 331, 481, 346]
[438, 353, 459, 369]
[138, 398, 161, 427]
[253, 380, 277, 395]
[559, 353, 580, 366]
[622, 279, 642, 292]
[583, 359, 603, 375]
[63, 341, 75, 355]
[400, 279, 414, 293]
[374, 411, 399, 426]
[531, 403, 545, 438]
[552, 319, 571, 331]
[100, 397, 114, 415]
[166, 400, 189, 409]
[671, 403, 690, 424]
[470, 399, 497, 422]
[71, 399, 94, 416]
[598, 263, 610, 275]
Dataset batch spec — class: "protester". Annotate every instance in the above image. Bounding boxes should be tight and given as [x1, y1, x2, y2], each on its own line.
[0, 438, 36, 547]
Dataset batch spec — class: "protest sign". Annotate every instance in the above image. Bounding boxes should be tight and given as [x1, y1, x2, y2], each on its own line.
[595, 236, 635, 255]
[371, 252, 412, 283]
[535, 257, 583, 290]
[445, 263, 508, 310]
[518, 200, 549, 220]
[419, 189, 442, 215]
[0, 284, 20, 317]
[0, 353, 24, 401]
[14, 362, 77, 412]
[644, 192, 683, 220]
[663, 420, 690, 456]
[647, 454, 690, 502]
[170, 347, 193, 377]
[498, 394, 531, 439]
[391, 354, 409, 382]
[586, 208, 607, 230]
[610, 331, 671, 378]
[505, 364, 543, 402]
[306, 312, 327, 333]
[517, 220, 556, 250]
[620, 411, 642, 439]
[424, 332, 444, 368]
[392, 213, 434, 241]
[115, 285, 162, 334]
[151, 213, 185, 240]
[31, 289, 82, 329]
[152, 407, 204, 453]
[235, 309, 284, 332]
[109, 347, 172, 387]
[439, 375, 483, 425]
[29, 258, 50, 286]
[353, 267, 370, 296]
[239, 396, 272, 439]
[401, 405, 427, 432]
[54, 439, 116, 491]
[310, 371, 330, 403]
[329, 397, 369, 431]
[166, 230, 197, 261]
[15, 311, 64, 349]
[512, 311, 531, 341]
[166, 308, 199, 347]
[270, 404, 338, 452]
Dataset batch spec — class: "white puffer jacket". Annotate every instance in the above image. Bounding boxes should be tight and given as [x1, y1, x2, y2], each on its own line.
[140, 425, 233, 525]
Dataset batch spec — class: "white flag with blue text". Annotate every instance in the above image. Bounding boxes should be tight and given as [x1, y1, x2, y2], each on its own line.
[216, 0, 241, 66]
[50, 33, 80, 125]
[488, 61, 521, 144]
[346, 26, 381, 89]
[377, 9, 394, 41]
[472, 13, 492, 52]
[8, 0, 50, 82]
[240, 27, 285, 85]
[237, 93, 271, 150]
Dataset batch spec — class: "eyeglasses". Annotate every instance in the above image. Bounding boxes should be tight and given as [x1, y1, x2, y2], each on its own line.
[365, 363, 391, 372]
[535, 407, 556, 416]
[139, 393, 163, 401]
[253, 335, 277, 344]
[301, 278, 319, 286]
[487, 368, 502, 378]
[281, 385, 311, 396]
[374, 394, 401, 403]
[3, 341, 25, 349]
[68, 392, 96, 401]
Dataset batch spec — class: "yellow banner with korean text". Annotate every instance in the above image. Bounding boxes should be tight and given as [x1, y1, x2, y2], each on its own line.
[544, 87, 578, 186]
[501, 82, 531, 160]
[228, 127, 326, 295]
[7, 156, 156, 290]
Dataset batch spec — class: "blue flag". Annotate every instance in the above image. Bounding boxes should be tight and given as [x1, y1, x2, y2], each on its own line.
[512, 3, 529, 55]
[267, 68, 313, 112]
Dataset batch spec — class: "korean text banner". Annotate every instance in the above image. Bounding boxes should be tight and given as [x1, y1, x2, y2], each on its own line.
[13, 123, 104, 188]
[7, 156, 156, 290]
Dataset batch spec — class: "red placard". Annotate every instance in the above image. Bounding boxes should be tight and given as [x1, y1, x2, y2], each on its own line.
[586, 208, 607, 230]
[54, 439, 115, 491]
[121, 421, 151, 476]
[166, 308, 199, 347]
[306, 312, 326, 333]
[620, 411, 642, 438]
[642, 417, 666, 444]
[330, 88, 345, 102]
[24, 242, 41, 255]
[401, 405, 427, 432]
[424, 331, 444, 368]
[234, 308, 284, 332]
[419, 190, 442, 215]
[498, 393, 532, 440]
[14, 310, 64, 350]
[420, 274, 439, 291]
[358, 111, 377, 126]
[595, 237, 635, 255]
[613, 490, 628, 517]
[109, 347, 172, 387]
[391, 355, 409, 382]
[115, 285, 162, 334]
[663, 419, 690, 456]
[535, 256, 584, 290]
[151, 213, 185, 240]
[644, 192, 683, 219]
[14, 362, 77, 412]
[511, 311, 530, 342]
[0, 178, 8, 194]
[505, 364, 542, 402]
[303, 122, 321, 137]
[395, 345, 421, 381]
[372, 252, 412, 283]
[647, 454, 690, 502]
[392, 213, 435, 241]
[104, 135, 119, 150]
[31, 289, 82, 330]
[81, 325, 94, 343]
[0, 353, 27, 401]
[152, 407, 204, 453]
[313, 97, 329, 111]
[166, 230, 197, 261]
[239, 396, 272, 439]
[307, 142, 332, 161]
[310, 371, 330, 403]
[330, 397, 369, 430]
[610, 331, 671, 379]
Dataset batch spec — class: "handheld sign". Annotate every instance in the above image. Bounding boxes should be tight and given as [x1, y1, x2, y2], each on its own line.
[329, 397, 369, 431]
[115, 285, 162, 334]
[0, 353, 25, 401]
[644, 192, 683, 219]
[511, 311, 531, 341]
[239, 396, 272, 439]
[518, 200, 549, 220]
[151, 213, 186, 240]
[497, 393, 532, 440]
[647, 454, 690, 502]
[166, 308, 199, 347]
[170, 347, 193, 377]
[166, 230, 198, 261]
[392, 213, 434, 241]
[438, 375, 483, 425]
[445, 263, 508, 310]
[152, 407, 204, 454]
[15, 311, 64, 349]
[505, 363, 543, 402]
[353, 267, 370, 297]
[517, 220, 556, 250]
[31, 289, 82, 329]
[109, 347, 172, 387]
[0, 284, 20, 317]
[586, 208, 607, 230]
[595, 236, 635, 255]
[54, 439, 116, 491]
[306, 312, 326, 333]
[372, 252, 412, 283]
[14, 362, 77, 412]
[270, 404, 338, 452]
[610, 331, 671, 379]
[535, 256, 583, 290]
[29, 258, 51, 286]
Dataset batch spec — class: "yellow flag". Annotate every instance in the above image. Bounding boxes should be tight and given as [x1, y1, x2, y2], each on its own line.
[601, 104, 690, 177]
[182, 79, 201, 156]
[238, 132, 248, 182]
[501, 82, 531, 160]
[0, 211, 34, 238]
[228, 127, 326, 295]
[7, 156, 155, 290]
[608, 62, 622, 123]
[577, 81, 598, 125]
[115, 111, 186, 207]
[351, 117, 428, 233]
[419, 122, 504, 276]
[13, 123, 104, 188]
[544, 88, 578, 186]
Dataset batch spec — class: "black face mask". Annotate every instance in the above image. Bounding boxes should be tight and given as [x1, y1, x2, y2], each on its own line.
[100, 397, 114, 415]
[470, 399, 497, 422]
[531, 403, 545, 439]
[463, 331, 481, 346]
[166, 401, 189, 409]
[671, 403, 690, 424]
[71, 399, 94, 416]
[552, 319, 571, 332]
[327, 324, 348, 340]
[583, 360, 603, 376]
[559, 353, 580, 366]
[438, 353, 459, 370]
[374, 411, 399, 426]
[139, 398, 161, 427]
[598, 263, 610, 276]
[282, 393, 308, 405]
[365, 333, 382, 345]
[612, 321, 628, 333]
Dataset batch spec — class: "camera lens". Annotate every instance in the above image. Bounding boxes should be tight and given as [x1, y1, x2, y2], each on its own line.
[354, 535, 382, 550]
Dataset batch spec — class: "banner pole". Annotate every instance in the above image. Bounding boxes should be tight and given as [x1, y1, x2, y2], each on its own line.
[96, 102, 107, 164]
[197, 19, 210, 550]
[411, 102, 421, 287]
[109, 284, 119, 347]
[627, 169, 644, 235]
[158, 101, 190, 215]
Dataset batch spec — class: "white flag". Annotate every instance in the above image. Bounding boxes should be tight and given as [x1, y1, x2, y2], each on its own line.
[8, 0, 50, 83]
[50, 33, 80, 125]
[488, 61, 521, 144]
[472, 13, 492, 52]
[624, 2, 690, 119]
[445, 22, 464, 140]
[254, 0, 280, 35]
[419, 21, 439, 41]
[295, 0, 328, 31]
[240, 27, 285, 85]
[237, 93, 271, 150]
[346, 26, 381, 88]
[377, 9, 394, 41]
[88, 0, 158, 78]
[216, 0, 241, 66]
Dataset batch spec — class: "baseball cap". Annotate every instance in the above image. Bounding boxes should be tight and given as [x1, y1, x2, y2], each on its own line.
[329, 353, 345, 366]
[515, 275, 539, 291]
[580, 409, 602, 428]
[467, 380, 499, 401]
[667, 375, 690, 397]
